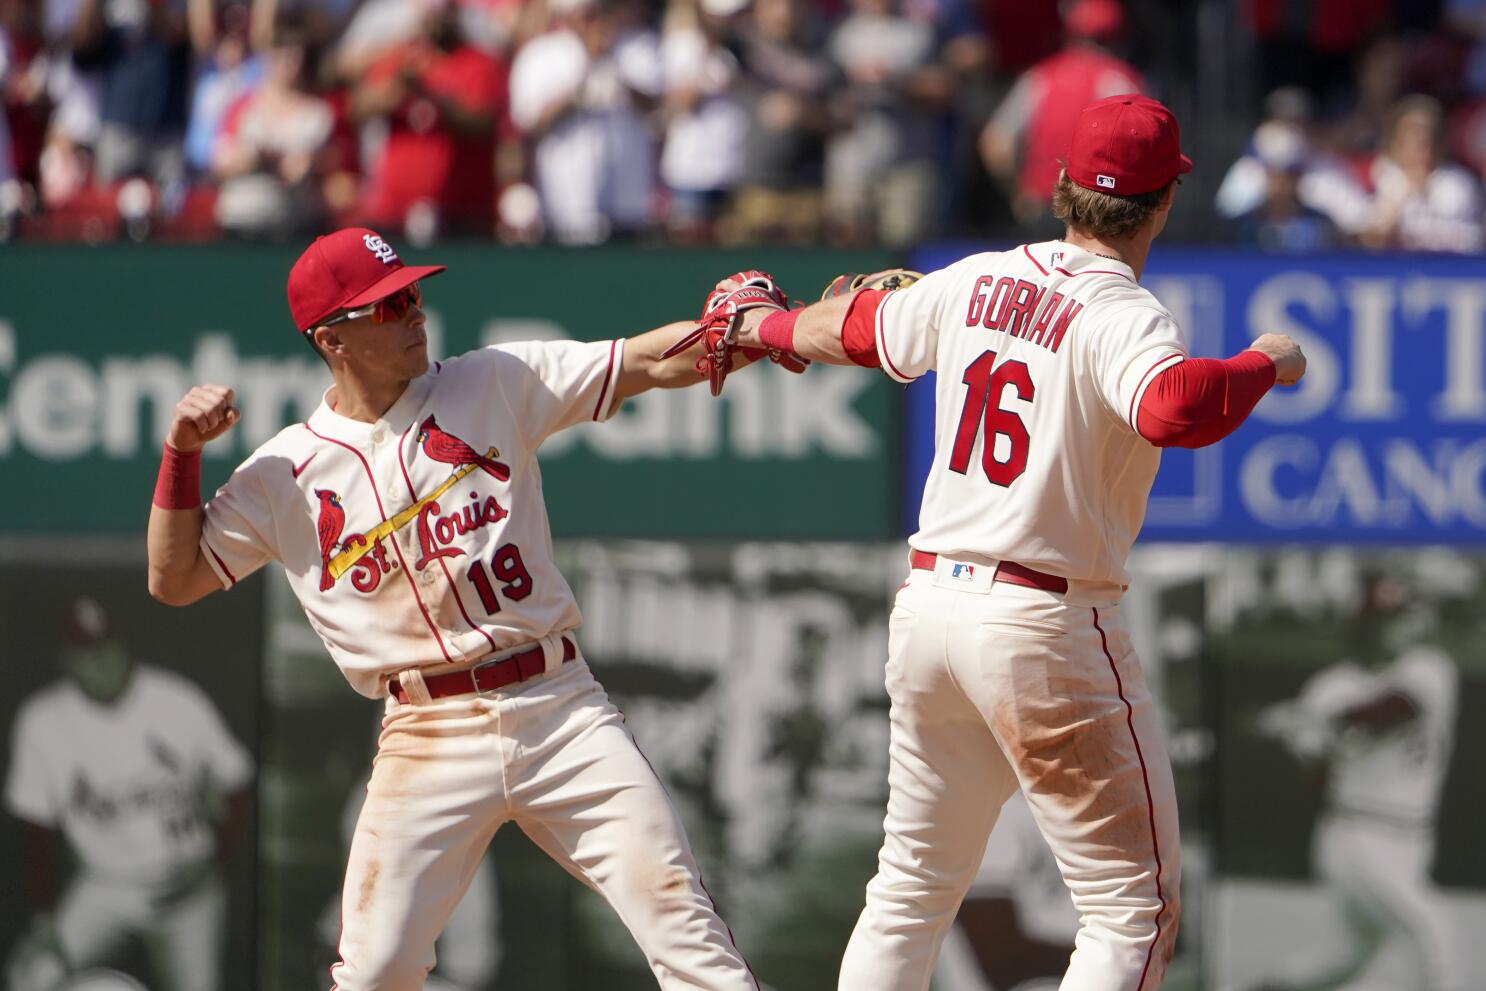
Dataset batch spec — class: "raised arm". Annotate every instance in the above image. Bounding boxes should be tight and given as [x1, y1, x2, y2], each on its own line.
[147, 386, 241, 606]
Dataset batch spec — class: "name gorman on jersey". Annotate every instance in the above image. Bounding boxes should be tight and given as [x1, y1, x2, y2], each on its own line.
[964, 275, 1086, 353]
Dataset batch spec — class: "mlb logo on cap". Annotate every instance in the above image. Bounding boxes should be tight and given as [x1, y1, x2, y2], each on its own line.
[1096, 175, 1117, 189]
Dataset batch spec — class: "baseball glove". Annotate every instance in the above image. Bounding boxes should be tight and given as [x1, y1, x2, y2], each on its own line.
[660, 270, 809, 396]
[819, 269, 924, 300]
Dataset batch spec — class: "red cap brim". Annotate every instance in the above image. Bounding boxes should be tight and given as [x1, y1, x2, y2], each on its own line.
[342, 263, 447, 310]
[1177, 153, 1194, 175]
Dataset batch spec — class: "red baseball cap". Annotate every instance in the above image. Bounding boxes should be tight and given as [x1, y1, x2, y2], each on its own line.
[287, 227, 446, 332]
[1066, 94, 1193, 196]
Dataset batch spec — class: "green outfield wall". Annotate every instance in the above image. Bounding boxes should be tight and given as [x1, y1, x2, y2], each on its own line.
[0, 245, 899, 538]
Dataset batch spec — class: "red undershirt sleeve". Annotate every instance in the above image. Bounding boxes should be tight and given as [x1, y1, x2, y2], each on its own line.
[840, 289, 889, 368]
[1136, 350, 1277, 449]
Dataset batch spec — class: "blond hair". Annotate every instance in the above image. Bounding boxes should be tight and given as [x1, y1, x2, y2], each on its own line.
[1050, 169, 1170, 240]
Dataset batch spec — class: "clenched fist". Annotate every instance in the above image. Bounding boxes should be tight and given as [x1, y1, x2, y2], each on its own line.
[166, 385, 241, 452]
[1248, 333, 1307, 386]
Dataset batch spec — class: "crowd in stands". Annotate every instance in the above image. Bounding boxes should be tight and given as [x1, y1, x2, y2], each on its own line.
[0, 0, 1484, 249]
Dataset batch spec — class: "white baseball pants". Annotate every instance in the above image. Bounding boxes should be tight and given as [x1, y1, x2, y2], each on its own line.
[838, 569, 1181, 991]
[1278, 812, 1466, 991]
[330, 655, 755, 991]
[55, 869, 227, 991]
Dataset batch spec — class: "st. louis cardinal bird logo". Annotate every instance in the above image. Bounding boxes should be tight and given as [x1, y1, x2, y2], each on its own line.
[417, 415, 510, 481]
[315, 489, 345, 591]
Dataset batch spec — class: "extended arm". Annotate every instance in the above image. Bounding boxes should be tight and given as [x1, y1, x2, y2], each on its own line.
[1135, 334, 1304, 449]
[732, 290, 864, 366]
[147, 386, 241, 606]
[613, 321, 760, 402]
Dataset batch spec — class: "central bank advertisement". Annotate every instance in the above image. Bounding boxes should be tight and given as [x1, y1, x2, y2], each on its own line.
[0, 245, 898, 539]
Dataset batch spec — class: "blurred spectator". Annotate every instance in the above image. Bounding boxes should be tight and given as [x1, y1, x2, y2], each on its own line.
[70, 0, 192, 190]
[0, 12, 16, 188]
[331, 0, 520, 80]
[509, 0, 661, 244]
[1227, 123, 1341, 253]
[1361, 94, 1484, 252]
[1245, 0, 1393, 107]
[1450, 0, 1486, 96]
[1325, 36, 1409, 162]
[2, 0, 47, 191]
[350, 0, 507, 239]
[721, 0, 831, 244]
[37, 0, 104, 207]
[979, 0, 1144, 227]
[823, 0, 942, 247]
[183, 0, 262, 177]
[259, 0, 357, 52]
[658, 0, 747, 242]
[1216, 91, 1372, 240]
[211, 29, 333, 237]
[917, 0, 997, 237]
[331, 0, 424, 79]
[979, 0, 1059, 78]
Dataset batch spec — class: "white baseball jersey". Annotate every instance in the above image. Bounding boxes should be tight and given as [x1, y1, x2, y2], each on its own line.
[1318, 647, 1459, 825]
[4, 666, 253, 886]
[876, 241, 1188, 584]
[200, 340, 625, 698]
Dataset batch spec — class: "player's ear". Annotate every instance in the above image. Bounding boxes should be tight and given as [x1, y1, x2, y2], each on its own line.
[1159, 179, 1179, 211]
[313, 325, 345, 357]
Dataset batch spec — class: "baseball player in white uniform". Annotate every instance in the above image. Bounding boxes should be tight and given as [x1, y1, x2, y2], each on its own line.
[144, 227, 773, 990]
[716, 95, 1308, 990]
[935, 790, 1079, 991]
[4, 596, 253, 991]
[1254, 576, 1464, 991]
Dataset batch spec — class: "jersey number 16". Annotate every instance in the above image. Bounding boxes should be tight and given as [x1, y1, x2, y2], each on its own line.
[949, 349, 1034, 486]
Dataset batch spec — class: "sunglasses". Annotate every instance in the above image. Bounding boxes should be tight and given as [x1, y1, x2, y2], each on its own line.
[321, 282, 422, 328]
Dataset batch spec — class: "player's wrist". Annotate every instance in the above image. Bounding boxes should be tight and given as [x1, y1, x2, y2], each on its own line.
[757, 308, 799, 353]
[1235, 348, 1276, 372]
[154, 442, 203, 510]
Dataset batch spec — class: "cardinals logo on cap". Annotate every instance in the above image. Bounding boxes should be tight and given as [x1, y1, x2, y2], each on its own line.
[363, 233, 398, 265]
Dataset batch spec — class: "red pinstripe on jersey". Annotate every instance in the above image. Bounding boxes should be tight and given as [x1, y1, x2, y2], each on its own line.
[305, 424, 454, 663]
[592, 340, 619, 420]
[397, 418, 499, 655]
[204, 540, 237, 585]
[1127, 352, 1186, 429]
[1022, 243, 1049, 276]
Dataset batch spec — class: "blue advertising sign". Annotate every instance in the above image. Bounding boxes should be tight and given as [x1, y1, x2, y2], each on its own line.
[902, 245, 1486, 543]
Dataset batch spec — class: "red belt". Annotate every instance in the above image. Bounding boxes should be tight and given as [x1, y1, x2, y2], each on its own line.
[389, 637, 576, 703]
[909, 550, 1068, 594]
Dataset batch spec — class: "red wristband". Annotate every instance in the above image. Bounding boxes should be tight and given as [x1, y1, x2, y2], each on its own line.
[153, 443, 202, 510]
[758, 308, 799, 352]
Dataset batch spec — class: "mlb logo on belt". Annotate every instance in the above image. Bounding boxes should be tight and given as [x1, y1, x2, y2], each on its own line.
[950, 563, 975, 581]
[1096, 175, 1117, 189]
